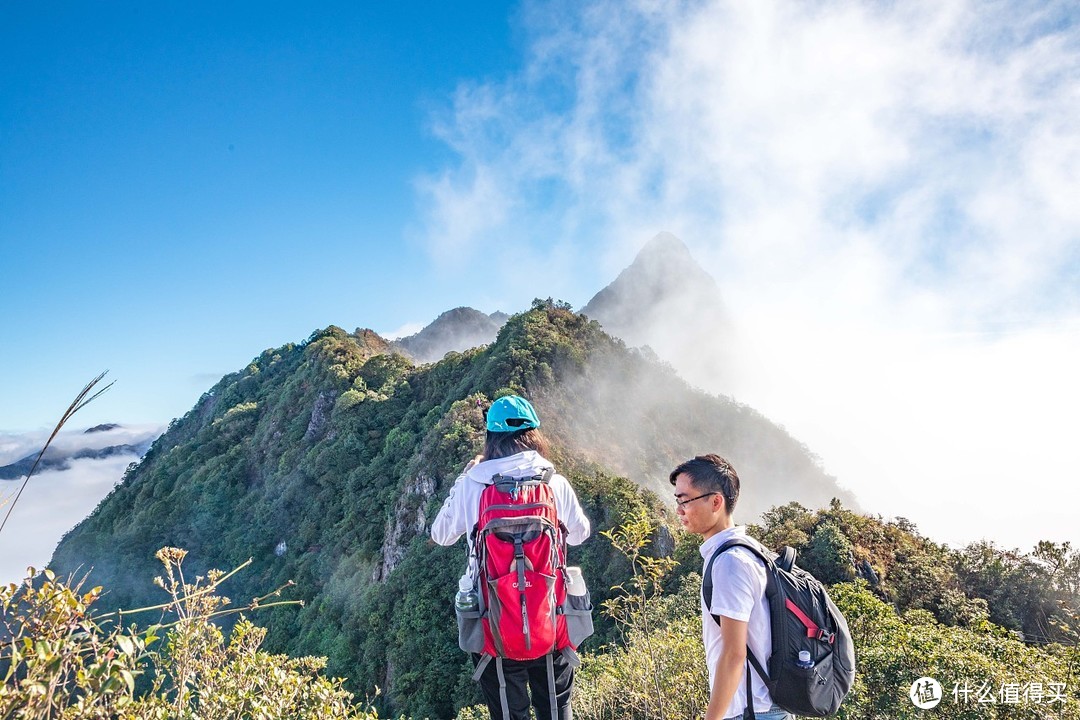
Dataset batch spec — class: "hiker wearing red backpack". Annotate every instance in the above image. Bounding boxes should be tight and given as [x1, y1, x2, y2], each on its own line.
[431, 395, 592, 720]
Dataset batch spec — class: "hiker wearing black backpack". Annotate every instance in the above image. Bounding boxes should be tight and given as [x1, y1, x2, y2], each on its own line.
[672, 454, 855, 720]
[673, 454, 788, 720]
[432, 395, 592, 720]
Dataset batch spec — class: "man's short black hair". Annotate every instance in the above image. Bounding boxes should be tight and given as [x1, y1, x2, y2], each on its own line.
[669, 453, 740, 515]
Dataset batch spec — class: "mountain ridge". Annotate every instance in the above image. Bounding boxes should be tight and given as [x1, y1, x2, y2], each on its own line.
[48, 303, 851, 717]
[0, 444, 151, 481]
[386, 232, 741, 395]
[0, 424, 158, 481]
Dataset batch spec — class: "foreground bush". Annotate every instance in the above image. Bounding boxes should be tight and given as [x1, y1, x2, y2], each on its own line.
[0, 568, 151, 718]
[4, 524, 1078, 719]
[573, 511, 1080, 720]
[1, 548, 380, 720]
[574, 511, 707, 720]
[575, 611, 706, 720]
[833, 580, 1080, 720]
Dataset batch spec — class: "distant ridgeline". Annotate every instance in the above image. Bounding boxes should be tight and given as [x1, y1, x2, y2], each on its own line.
[391, 306, 510, 364]
[49, 302, 853, 717]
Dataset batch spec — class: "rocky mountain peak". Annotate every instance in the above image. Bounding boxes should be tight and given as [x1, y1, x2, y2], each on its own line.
[581, 231, 736, 393]
[583, 233, 719, 314]
[84, 423, 121, 434]
[635, 230, 694, 265]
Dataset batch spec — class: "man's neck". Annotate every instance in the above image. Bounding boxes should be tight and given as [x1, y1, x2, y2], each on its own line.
[701, 515, 735, 541]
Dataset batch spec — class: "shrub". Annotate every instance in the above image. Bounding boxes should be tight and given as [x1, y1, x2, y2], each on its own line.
[0, 549, 382, 720]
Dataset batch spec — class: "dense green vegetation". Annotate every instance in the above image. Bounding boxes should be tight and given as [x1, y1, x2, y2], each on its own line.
[748, 500, 1080, 647]
[573, 506, 1080, 720]
[48, 303, 674, 717]
[14, 510, 1080, 719]
[46, 302, 1080, 718]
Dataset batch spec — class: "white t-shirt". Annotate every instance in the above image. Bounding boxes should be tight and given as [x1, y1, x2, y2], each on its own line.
[700, 526, 775, 717]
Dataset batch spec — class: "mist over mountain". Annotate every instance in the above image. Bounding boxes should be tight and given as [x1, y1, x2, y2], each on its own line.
[0, 443, 151, 481]
[391, 307, 508, 363]
[47, 303, 851, 717]
[544, 346, 854, 517]
[395, 234, 740, 393]
[582, 231, 739, 393]
[0, 423, 163, 584]
[0, 425, 157, 481]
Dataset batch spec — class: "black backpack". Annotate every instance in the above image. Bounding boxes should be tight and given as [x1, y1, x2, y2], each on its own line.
[702, 536, 855, 718]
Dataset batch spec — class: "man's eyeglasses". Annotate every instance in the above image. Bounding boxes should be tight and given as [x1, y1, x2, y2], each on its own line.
[675, 491, 717, 507]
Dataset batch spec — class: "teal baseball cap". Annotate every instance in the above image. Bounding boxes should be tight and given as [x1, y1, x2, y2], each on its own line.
[486, 395, 541, 432]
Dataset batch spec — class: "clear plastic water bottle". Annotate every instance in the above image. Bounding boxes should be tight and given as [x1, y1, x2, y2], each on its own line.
[455, 575, 478, 612]
[796, 650, 813, 669]
[564, 566, 587, 597]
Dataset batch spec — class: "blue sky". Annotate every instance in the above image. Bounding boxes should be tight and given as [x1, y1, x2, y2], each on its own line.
[2, 0, 1079, 560]
[1, 0, 540, 430]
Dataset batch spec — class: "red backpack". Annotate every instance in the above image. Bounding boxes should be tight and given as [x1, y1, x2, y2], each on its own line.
[473, 468, 572, 660]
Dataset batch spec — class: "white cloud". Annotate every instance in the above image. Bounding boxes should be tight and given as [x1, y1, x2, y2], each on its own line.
[419, 0, 1079, 314]
[0, 432, 47, 467]
[0, 424, 162, 466]
[381, 322, 427, 341]
[0, 454, 138, 585]
[0, 424, 162, 584]
[417, 0, 1080, 550]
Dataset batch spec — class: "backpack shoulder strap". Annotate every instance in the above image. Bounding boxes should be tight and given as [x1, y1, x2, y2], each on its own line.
[701, 538, 774, 614]
[701, 537, 776, 688]
[776, 545, 797, 572]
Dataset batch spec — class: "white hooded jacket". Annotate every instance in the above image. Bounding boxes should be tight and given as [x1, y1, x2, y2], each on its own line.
[430, 450, 591, 548]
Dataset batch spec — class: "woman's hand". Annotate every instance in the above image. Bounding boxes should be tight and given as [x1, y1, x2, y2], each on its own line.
[464, 454, 484, 471]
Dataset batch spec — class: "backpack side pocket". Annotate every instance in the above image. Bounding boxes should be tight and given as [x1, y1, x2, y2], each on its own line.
[563, 591, 594, 647]
[456, 609, 485, 653]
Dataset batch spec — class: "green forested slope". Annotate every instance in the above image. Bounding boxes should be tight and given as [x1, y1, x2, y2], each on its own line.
[47, 302, 857, 717]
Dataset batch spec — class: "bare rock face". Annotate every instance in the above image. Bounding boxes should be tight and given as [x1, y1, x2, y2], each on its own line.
[303, 391, 335, 443]
[372, 473, 437, 582]
[351, 328, 393, 357]
[581, 231, 739, 394]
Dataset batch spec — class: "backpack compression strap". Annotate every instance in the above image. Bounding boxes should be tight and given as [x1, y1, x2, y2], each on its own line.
[489, 466, 554, 493]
